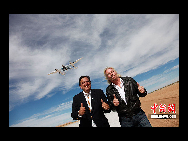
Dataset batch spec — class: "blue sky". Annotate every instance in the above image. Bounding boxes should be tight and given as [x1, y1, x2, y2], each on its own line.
[9, 14, 179, 127]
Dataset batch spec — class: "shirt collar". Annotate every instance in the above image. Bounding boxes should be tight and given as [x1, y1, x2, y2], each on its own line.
[83, 90, 91, 96]
[112, 78, 124, 86]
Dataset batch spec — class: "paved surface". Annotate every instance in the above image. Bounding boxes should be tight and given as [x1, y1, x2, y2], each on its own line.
[65, 111, 121, 127]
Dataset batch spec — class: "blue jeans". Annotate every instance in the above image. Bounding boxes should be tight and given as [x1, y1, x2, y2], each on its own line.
[119, 109, 152, 127]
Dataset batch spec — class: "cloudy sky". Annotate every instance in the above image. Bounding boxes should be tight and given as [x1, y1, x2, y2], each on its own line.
[9, 14, 179, 127]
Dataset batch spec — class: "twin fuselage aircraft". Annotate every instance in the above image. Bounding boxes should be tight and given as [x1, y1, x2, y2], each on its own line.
[48, 57, 83, 76]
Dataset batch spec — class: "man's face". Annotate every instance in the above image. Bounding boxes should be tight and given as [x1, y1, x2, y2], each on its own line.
[80, 77, 91, 93]
[105, 68, 118, 81]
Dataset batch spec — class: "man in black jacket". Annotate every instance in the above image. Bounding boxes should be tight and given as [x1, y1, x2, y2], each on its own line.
[71, 76, 110, 127]
[104, 67, 151, 127]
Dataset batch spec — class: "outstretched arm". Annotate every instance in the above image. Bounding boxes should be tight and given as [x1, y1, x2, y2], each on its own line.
[129, 77, 147, 97]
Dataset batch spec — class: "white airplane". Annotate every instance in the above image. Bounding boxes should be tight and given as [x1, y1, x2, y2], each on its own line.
[48, 57, 83, 76]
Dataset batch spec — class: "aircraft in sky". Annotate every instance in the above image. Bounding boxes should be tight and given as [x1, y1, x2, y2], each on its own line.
[48, 57, 83, 76]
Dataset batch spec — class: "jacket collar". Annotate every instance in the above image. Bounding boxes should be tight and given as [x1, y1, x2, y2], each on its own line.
[109, 77, 125, 86]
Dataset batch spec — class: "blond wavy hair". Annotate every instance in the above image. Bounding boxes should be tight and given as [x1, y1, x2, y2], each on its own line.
[104, 67, 121, 84]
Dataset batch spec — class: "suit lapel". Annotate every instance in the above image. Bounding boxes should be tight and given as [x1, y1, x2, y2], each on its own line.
[91, 89, 95, 111]
[109, 84, 120, 99]
[80, 92, 89, 111]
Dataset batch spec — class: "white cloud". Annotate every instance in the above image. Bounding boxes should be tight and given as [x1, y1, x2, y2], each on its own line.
[10, 100, 73, 127]
[11, 112, 71, 127]
[138, 64, 179, 93]
[9, 32, 72, 110]
[164, 64, 179, 73]
[9, 14, 179, 113]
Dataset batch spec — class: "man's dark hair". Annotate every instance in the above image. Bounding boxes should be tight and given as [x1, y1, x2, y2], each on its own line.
[79, 76, 91, 86]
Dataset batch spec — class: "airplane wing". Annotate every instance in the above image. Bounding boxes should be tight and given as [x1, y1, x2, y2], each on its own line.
[71, 57, 83, 65]
[48, 71, 58, 75]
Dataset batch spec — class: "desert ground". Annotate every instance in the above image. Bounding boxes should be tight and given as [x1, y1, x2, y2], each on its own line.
[58, 81, 179, 127]
[139, 81, 179, 127]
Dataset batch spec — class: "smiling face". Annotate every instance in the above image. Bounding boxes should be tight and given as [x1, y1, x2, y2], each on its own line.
[79, 77, 91, 93]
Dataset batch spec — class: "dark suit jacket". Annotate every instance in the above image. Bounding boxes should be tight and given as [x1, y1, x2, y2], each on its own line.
[71, 89, 110, 127]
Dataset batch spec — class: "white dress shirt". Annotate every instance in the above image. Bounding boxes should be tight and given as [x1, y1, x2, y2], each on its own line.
[83, 90, 92, 111]
[112, 78, 127, 105]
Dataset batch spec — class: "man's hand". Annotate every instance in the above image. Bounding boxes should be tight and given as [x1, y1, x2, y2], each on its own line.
[79, 103, 86, 116]
[137, 82, 145, 93]
[101, 99, 110, 110]
[113, 94, 119, 106]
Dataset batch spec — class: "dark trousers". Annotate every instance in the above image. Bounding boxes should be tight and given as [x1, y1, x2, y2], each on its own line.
[119, 109, 152, 127]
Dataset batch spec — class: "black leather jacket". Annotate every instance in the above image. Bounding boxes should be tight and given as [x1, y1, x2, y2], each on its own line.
[106, 77, 147, 117]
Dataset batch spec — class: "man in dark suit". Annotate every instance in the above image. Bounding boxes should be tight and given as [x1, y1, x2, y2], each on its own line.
[71, 76, 110, 127]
